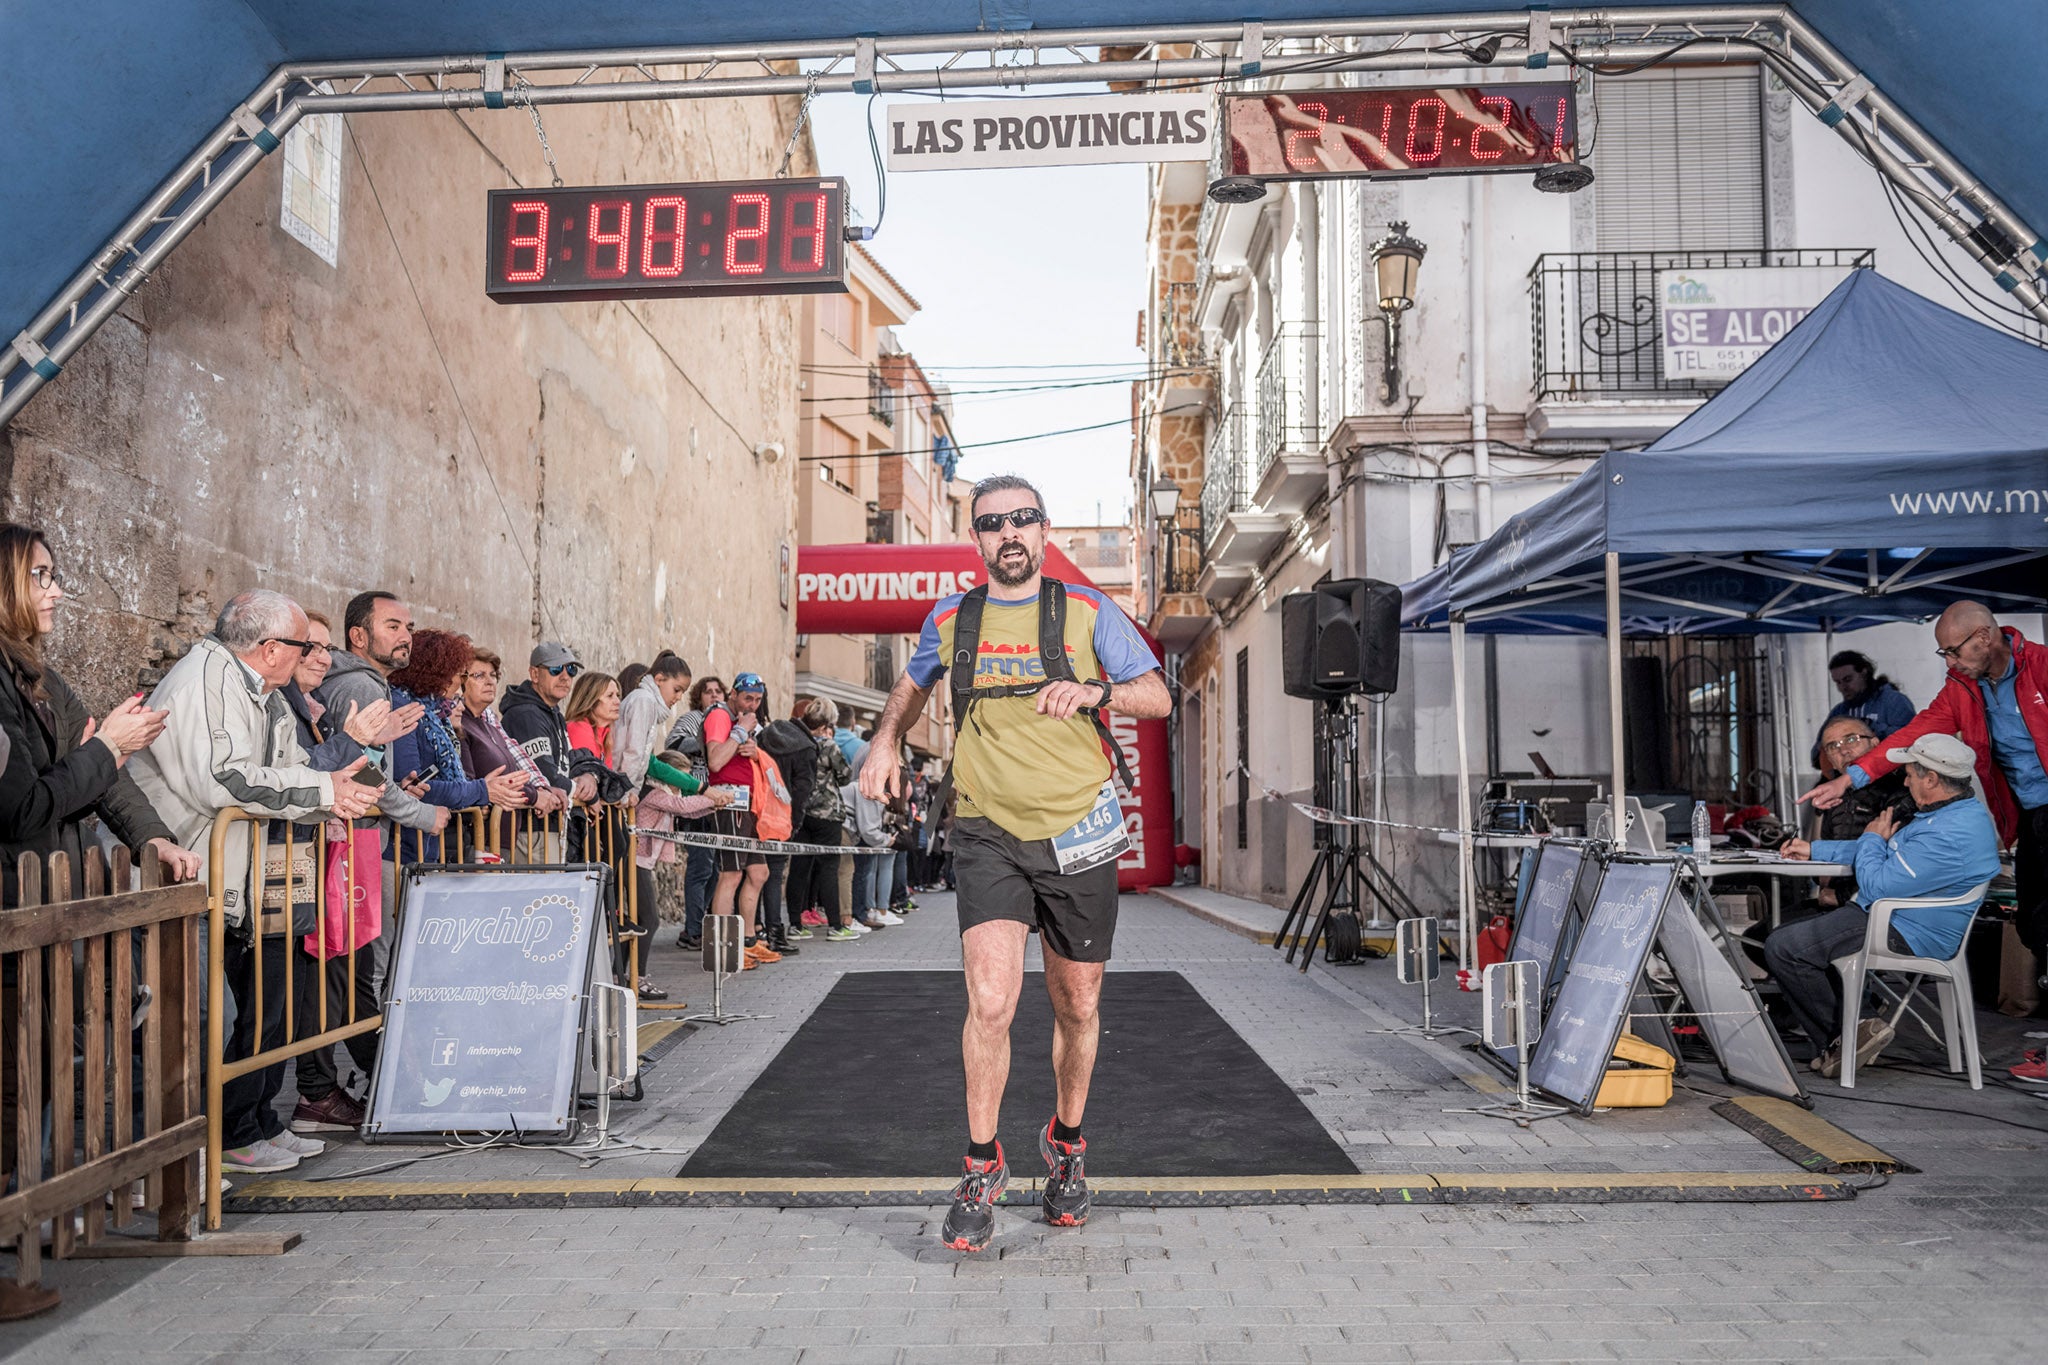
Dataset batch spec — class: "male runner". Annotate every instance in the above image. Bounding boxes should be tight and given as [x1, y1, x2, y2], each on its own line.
[860, 475, 1171, 1252]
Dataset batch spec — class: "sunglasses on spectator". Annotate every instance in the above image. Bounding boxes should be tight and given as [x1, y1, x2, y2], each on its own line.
[544, 663, 582, 677]
[1820, 734, 1875, 753]
[263, 637, 317, 655]
[28, 566, 64, 591]
[972, 507, 1048, 534]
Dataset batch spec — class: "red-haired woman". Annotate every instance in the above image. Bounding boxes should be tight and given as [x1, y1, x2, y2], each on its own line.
[389, 629, 529, 861]
[0, 523, 199, 898]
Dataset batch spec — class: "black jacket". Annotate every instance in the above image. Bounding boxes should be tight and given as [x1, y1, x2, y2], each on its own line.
[568, 748, 634, 805]
[499, 680, 572, 793]
[759, 720, 817, 820]
[0, 657, 173, 903]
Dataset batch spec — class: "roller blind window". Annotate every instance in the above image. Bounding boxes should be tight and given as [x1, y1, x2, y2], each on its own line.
[1592, 68, 1764, 252]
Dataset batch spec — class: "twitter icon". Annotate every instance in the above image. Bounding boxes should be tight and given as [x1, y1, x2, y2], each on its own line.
[421, 1077, 455, 1108]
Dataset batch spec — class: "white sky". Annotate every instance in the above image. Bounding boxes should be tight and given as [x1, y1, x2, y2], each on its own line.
[807, 91, 1149, 528]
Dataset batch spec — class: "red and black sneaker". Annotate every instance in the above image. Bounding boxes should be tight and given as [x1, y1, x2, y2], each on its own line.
[1038, 1119, 1090, 1227]
[940, 1145, 1008, 1252]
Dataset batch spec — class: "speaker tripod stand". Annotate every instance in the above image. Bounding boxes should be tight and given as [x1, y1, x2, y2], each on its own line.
[1274, 697, 1423, 973]
[1276, 828, 1422, 971]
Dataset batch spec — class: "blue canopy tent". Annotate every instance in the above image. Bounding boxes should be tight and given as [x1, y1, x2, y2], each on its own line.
[1399, 267, 2048, 957]
[1413, 270, 2048, 636]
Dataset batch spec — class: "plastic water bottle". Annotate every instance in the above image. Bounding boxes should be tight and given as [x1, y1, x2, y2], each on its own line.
[1691, 804, 1712, 859]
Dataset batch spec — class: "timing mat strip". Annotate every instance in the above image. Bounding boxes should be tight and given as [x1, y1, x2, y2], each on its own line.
[223, 1170, 1854, 1212]
[1713, 1097, 1919, 1174]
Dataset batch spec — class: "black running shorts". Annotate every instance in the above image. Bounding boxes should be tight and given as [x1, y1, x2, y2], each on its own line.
[712, 808, 766, 872]
[951, 815, 1119, 963]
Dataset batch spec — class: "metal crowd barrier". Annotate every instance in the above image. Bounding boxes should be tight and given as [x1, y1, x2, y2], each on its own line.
[201, 797, 646, 1229]
[1, 847, 206, 1291]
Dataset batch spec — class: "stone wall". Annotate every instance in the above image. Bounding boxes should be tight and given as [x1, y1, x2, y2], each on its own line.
[2, 90, 812, 713]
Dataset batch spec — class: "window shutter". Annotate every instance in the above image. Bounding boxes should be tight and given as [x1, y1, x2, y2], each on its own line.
[1593, 68, 1763, 252]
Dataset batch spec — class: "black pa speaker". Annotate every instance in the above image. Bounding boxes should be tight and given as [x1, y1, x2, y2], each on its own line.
[1281, 578, 1402, 699]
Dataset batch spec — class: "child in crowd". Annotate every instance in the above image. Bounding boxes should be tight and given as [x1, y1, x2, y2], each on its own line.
[633, 749, 731, 994]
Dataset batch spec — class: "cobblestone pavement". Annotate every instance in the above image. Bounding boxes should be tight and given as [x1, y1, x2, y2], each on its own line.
[5, 890, 2043, 1361]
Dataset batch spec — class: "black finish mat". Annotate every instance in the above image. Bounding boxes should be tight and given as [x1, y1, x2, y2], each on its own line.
[681, 970, 1358, 1178]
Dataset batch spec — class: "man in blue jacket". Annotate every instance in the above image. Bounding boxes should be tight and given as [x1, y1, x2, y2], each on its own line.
[1772, 733, 2002, 1077]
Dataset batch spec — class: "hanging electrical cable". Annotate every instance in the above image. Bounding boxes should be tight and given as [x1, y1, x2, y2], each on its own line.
[796, 413, 1134, 462]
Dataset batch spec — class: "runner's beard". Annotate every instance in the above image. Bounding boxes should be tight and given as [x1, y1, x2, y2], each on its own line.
[985, 540, 1043, 587]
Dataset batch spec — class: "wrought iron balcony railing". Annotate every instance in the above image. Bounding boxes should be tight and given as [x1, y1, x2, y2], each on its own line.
[864, 638, 895, 693]
[1527, 249, 1873, 401]
[1156, 280, 1205, 369]
[1199, 404, 1248, 549]
[868, 366, 897, 426]
[1253, 323, 1321, 481]
[1157, 503, 1205, 596]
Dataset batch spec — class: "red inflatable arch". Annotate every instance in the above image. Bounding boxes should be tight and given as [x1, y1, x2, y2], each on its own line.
[795, 543, 1172, 891]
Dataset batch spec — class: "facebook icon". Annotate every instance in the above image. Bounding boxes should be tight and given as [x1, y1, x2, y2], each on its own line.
[432, 1037, 460, 1068]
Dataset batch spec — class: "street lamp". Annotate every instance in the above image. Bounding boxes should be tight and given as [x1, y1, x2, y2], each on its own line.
[1148, 477, 1182, 524]
[1369, 221, 1427, 405]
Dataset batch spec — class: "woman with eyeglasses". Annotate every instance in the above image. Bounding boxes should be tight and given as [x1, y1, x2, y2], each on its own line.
[456, 647, 562, 816]
[279, 608, 417, 1136]
[0, 523, 199, 899]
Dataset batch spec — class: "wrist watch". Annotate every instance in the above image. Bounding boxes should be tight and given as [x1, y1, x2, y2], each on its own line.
[1093, 678, 1113, 708]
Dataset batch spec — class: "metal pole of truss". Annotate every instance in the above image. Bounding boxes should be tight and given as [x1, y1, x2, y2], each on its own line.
[1774, 14, 2047, 322]
[6, 4, 2044, 426]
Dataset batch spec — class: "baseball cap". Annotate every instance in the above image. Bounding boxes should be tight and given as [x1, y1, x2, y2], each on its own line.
[732, 671, 765, 693]
[530, 641, 580, 670]
[1885, 732, 1976, 781]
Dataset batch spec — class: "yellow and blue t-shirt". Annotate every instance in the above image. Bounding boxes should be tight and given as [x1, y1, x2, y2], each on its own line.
[909, 584, 1157, 841]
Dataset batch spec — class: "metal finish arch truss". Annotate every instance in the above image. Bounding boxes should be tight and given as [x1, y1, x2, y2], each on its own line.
[4, 5, 2044, 424]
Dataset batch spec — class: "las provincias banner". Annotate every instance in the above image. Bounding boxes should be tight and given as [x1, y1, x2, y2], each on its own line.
[796, 542, 1173, 891]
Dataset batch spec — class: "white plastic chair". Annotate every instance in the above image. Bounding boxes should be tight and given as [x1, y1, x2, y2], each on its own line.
[1830, 881, 1991, 1089]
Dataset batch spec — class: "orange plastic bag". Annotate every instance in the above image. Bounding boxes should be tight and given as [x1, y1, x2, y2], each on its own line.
[749, 750, 793, 841]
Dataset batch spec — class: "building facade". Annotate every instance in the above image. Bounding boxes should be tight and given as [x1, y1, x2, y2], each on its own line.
[794, 248, 971, 759]
[1054, 525, 1137, 616]
[1130, 46, 2040, 909]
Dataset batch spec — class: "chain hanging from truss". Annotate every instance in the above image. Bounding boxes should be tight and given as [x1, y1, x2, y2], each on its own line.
[775, 73, 822, 179]
[507, 73, 565, 188]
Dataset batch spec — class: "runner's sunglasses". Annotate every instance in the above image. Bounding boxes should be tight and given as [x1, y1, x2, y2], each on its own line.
[972, 507, 1048, 534]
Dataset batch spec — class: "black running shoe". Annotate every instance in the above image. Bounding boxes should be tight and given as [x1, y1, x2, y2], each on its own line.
[940, 1146, 1008, 1252]
[1038, 1119, 1089, 1227]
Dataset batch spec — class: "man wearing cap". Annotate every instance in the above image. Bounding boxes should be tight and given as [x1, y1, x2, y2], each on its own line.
[501, 641, 599, 807]
[1775, 733, 2002, 1077]
[1801, 602, 2047, 1079]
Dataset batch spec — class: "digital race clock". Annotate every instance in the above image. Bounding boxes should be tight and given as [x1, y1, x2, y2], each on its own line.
[1223, 83, 1578, 180]
[485, 177, 848, 303]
